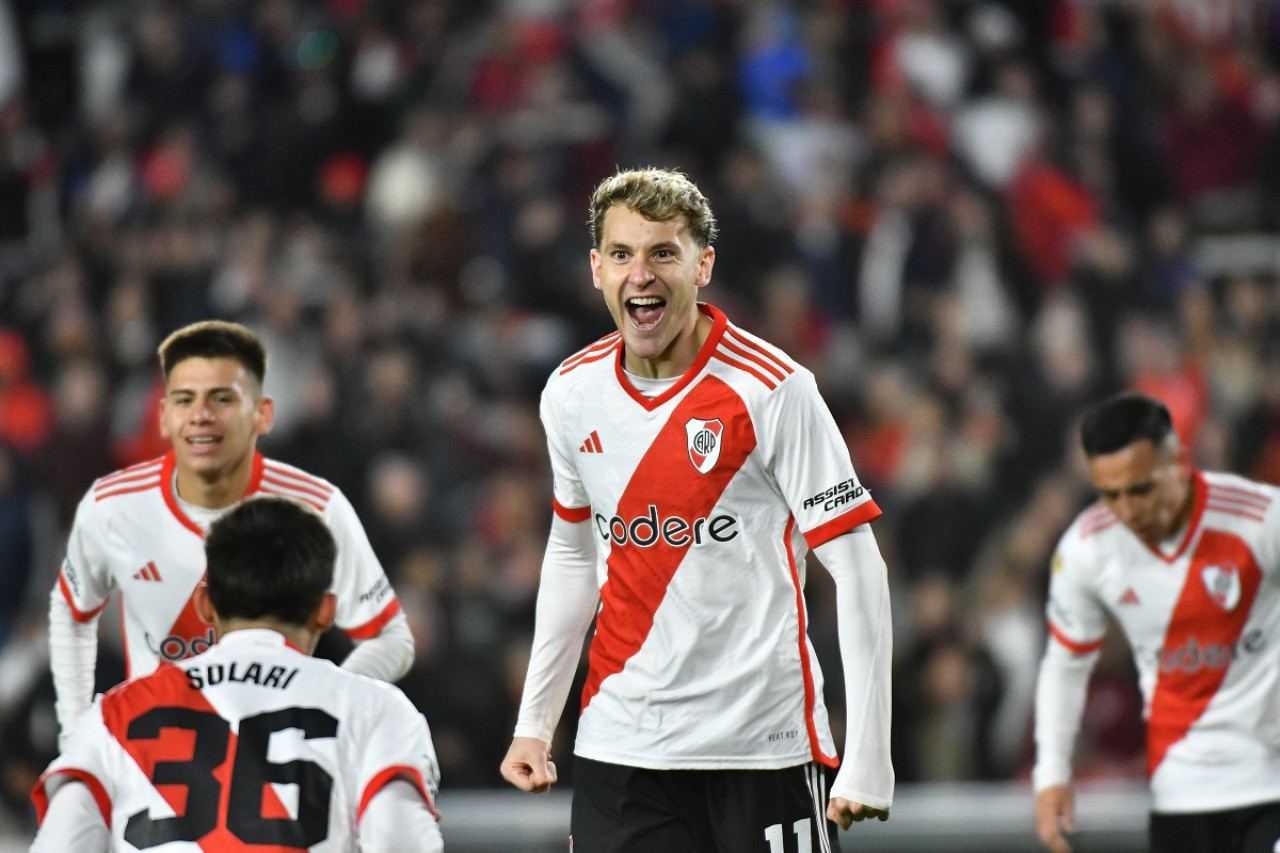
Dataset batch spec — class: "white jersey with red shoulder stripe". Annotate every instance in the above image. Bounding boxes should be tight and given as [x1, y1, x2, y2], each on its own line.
[543, 304, 881, 770]
[1045, 470, 1280, 812]
[58, 452, 401, 678]
[32, 629, 439, 852]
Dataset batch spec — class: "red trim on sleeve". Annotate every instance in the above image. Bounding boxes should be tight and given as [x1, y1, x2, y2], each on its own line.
[802, 500, 882, 550]
[784, 517, 839, 768]
[552, 498, 591, 523]
[1047, 620, 1105, 655]
[58, 574, 108, 623]
[31, 769, 113, 828]
[357, 765, 440, 821]
[343, 598, 402, 640]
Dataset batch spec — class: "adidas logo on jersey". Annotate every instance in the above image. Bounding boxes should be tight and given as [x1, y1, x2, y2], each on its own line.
[1119, 587, 1140, 605]
[579, 431, 603, 453]
[133, 561, 163, 582]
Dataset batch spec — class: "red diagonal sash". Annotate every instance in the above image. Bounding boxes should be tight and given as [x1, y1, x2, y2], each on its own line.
[1146, 530, 1260, 776]
[581, 376, 756, 712]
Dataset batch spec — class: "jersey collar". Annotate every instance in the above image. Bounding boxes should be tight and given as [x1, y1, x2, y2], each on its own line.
[219, 628, 304, 653]
[613, 303, 728, 412]
[160, 450, 268, 537]
[1141, 470, 1208, 565]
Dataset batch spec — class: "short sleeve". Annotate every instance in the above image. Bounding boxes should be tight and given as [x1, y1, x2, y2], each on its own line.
[355, 687, 442, 819]
[59, 489, 116, 621]
[324, 488, 401, 639]
[761, 370, 880, 549]
[31, 700, 115, 826]
[1247, 482, 1280, 578]
[1044, 538, 1109, 653]
[540, 379, 589, 519]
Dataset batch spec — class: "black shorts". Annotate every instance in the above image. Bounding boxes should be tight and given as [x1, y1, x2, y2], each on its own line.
[1149, 801, 1280, 853]
[569, 756, 840, 853]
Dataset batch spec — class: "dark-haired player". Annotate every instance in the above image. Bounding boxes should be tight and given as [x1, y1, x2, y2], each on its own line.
[1035, 392, 1280, 853]
[32, 496, 441, 852]
[49, 320, 412, 748]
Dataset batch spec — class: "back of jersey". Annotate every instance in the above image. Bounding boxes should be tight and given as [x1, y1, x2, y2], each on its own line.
[35, 629, 439, 853]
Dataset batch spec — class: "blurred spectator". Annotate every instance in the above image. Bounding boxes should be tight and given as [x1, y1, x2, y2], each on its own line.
[31, 360, 113, 527]
[891, 572, 1003, 782]
[0, 331, 52, 457]
[0, 442, 33, 649]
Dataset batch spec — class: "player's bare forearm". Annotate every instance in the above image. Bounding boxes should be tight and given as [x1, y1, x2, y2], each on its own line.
[827, 797, 889, 830]
[500, 736, 558, 793]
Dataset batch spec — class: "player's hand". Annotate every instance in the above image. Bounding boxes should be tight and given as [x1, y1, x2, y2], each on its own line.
[1035, 784, 1075, 853]
[500, 736, 558, 793]
[826, 797, 889, 830]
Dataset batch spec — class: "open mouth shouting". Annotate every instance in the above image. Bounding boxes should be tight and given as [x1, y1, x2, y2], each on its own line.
[627, 295, 666, 330]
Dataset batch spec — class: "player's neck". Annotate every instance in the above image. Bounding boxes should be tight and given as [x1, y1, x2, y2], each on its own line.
[1167, 473, 1197, 539]
[219, 621, 313, 652]
[174, 459, 254, 510]
[623, 312, 711, 379]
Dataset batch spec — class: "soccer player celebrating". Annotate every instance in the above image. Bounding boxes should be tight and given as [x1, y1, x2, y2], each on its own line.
[48, 320, 413, 748]
[500, 168, 893, 850]
[1034, 392, 1280, 853]
[31, 496, 442, 852]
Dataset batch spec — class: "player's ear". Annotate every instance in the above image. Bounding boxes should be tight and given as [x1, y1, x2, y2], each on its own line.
[313, 592, 337, 633]
[696, 245, 715, 288]
[590, 249, 603, 291]
[254, 396, 275, 437]
[159, 394, 171, 439]
[194, 581, 216, 626]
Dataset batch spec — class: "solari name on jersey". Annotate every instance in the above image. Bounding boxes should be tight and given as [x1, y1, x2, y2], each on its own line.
[185, 659, 301, 690]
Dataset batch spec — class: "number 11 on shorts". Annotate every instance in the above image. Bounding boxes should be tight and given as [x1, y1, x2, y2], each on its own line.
[764, 818, 812, 852]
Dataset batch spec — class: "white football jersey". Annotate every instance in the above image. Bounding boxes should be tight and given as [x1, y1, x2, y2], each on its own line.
[58, 452, 401, 678]
[33, 629, 440, 851]
[543, 305, 881, 769]
[1045, 470, 1280, 812]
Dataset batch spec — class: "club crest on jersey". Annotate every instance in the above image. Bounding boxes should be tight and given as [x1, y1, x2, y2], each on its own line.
[1201, 563, 1241, 611]
[685, 418, 724, 473]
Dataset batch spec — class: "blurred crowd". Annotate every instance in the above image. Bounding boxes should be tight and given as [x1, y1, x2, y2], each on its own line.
[4, 0, 1280, 833]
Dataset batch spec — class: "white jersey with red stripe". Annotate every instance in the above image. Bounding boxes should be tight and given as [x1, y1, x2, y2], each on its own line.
[58, 451, 401, 678]
[1041, 470, 1280, 812]
[542, 304, 881, 770]
[32, 629, 439, 852]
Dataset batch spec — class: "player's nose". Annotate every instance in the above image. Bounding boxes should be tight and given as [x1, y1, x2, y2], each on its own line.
[626, 259, 655, 285]
[1115, 495, 1142, 525]
[191, 399, 215, 421]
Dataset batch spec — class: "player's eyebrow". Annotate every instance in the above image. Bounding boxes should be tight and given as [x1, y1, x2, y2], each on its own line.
[167, 385, 238, 398]
[604, 237, 682, 252]
[1098, 481, 1156, 499]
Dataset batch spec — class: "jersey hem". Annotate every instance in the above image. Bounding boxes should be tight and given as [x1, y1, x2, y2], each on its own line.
[1151, 788, 1280, 814]
[575, 744, 820, 771]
